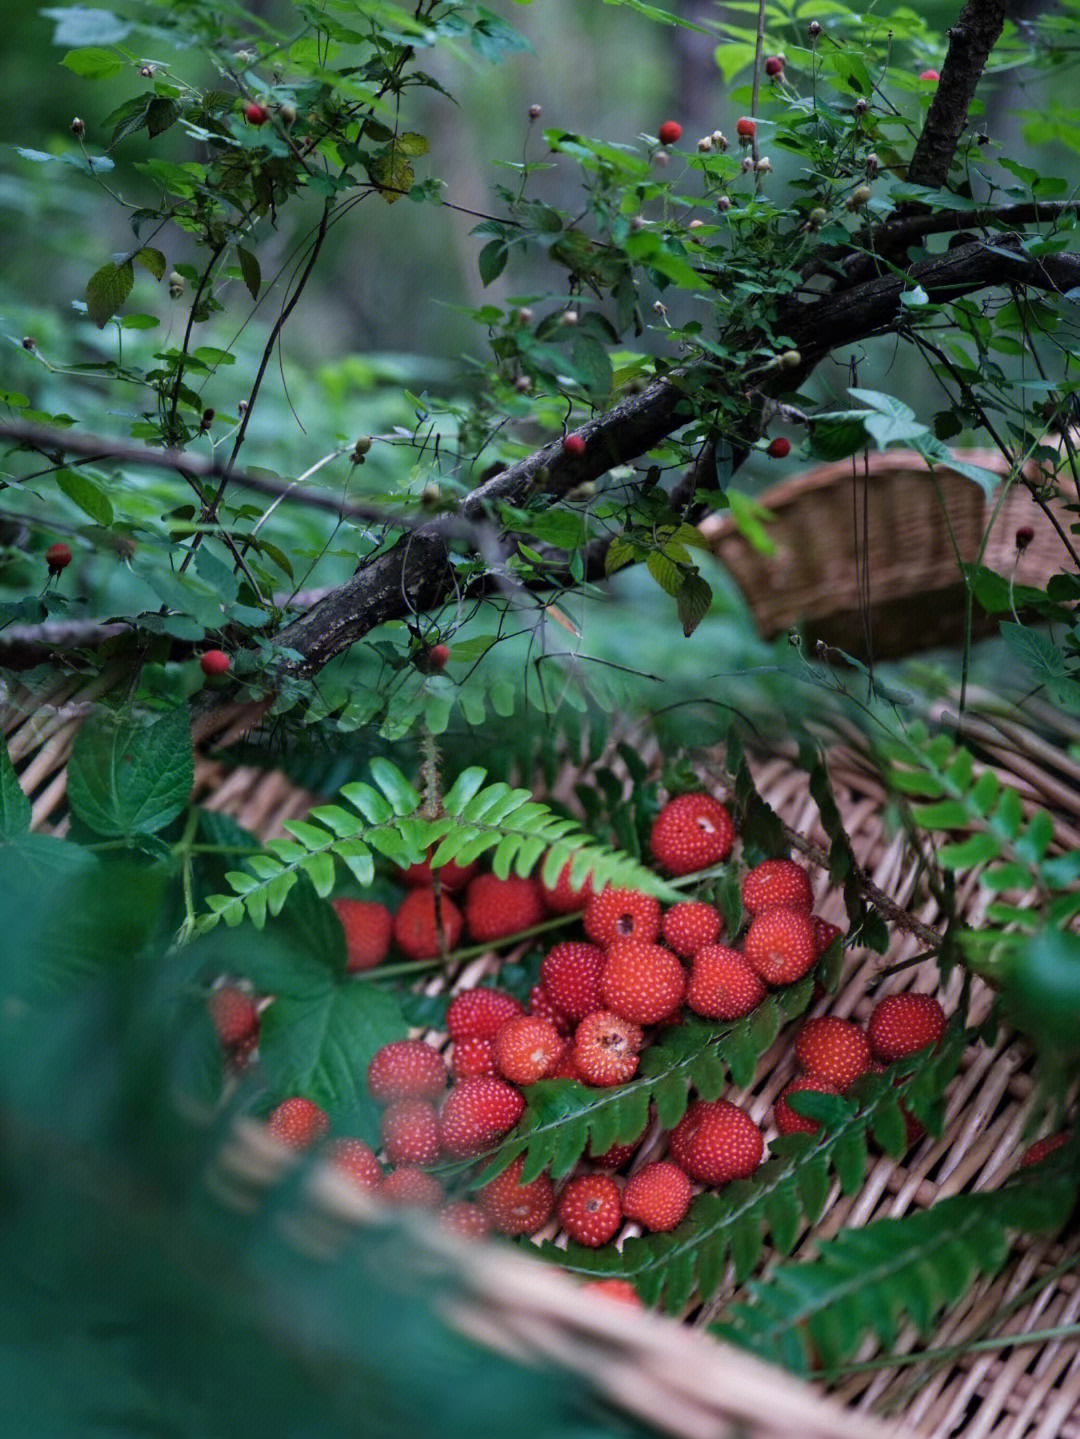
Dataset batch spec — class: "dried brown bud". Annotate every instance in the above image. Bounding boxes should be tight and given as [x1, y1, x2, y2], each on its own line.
[1015, 525, 1035, 551]
[71, 116, 85, 136]
[139, 65, 155, 78]
[528, 103, 542, 120]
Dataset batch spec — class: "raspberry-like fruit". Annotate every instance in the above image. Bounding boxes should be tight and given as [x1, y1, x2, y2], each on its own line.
[464, 872, 546, 943]
[556, 1173, 623, 1247]
[765, 55, 784, 77]
[477, 1154, 556, 1235]
[686, 944, 766, 1020]
[584, 888, 661, 946]
[267, 1097, 329, 1149]
[332, 896, 393, 971]
[540, 941, 606, 1020]
[669, 1098, 764, 1185]
[492, 1014, 564, 1085]
[767, 436, 792, 459]
[736, 116, 756, 140]
[742, 859, 813, 916]
[662, 901, 722, 958]
[622, 1161, 693, 1232]
[658, 120, 683, 145]
[450, 1035, 497, 1079]
[380, 1098, 441, 1166]
[200, 649, 231, 677]
[540, 857, 596, 913]
[428, 643, 450, 668]
[46, 542, 73, 574]
[400, 850, 478, 891]
[1018, 1132, 1070, 1168]
[326, 1137, 383, 1190]
[563, 433, 587, 457]
[774, 1076, 842, 1135]
[867, 993, 947, 1062]
[812, 916, 843, 956]
[392, 887, 463, 960]
[649, 793, 735, 875]
[528, 983, 571, 1034]
[795, 1016, 872, 1090]
[589, 1125, 648, 1169]
[573, 1010, 644, 1086]
[743, 907, 818, 985]
[244, 101, 269, 124]
[600, 940, 687, 1026]
[208, 985, 259, 1046]
[378, 1167, 444, 1208]
[367, 1039, 448, 1105]
[580, 1278, 643, 1305]
[446, 986, 524, 1043]
[438, 1076, 525, 1157]
[919, 68, 940, 81]
[438, 1201, 491, 1239]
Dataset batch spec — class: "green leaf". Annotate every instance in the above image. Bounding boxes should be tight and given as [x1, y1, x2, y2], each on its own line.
[478, 238, 508, 286]
[86, 258, 134, 328]
[369, 757, 421, 814]
[0, 739, 31, 839]
[61, 45, 127, 78]
[66, 706, 194, 838]
[133, 246, 166, 280]
[676, 571, 712, 637]
[56, 467, 113, 525]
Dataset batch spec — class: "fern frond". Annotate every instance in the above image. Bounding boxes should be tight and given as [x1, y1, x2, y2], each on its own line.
[198, 761, 678, 933]
[716, 1157, 1077, 1376]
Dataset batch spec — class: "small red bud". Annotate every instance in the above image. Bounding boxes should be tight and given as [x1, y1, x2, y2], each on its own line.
[200, 649, 231, 677]
[919, 69, 940, 82]
[244, 102, 269, 125]
[658, 120, 682, 145]
[1015, 526, 1035, 551]
[563, 434, 587, 457]
[765, 56, 784, 77]
[735, 116, 756, 141]
[46, 542, 73, 574]
[428, 644, 450, 669]
[767, 436, 792, 459]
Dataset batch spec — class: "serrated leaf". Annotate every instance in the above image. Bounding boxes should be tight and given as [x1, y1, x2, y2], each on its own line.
[731, 1211, 763, 1282]
[86, 258, 134, 328]
[0, 739, 31, 839]
[676, 570, 712, 636]
[67, 705, 193, 838]
[646, 549, 683, 597]
[133, 246, 166, 280]
[61, 45, 127, 78]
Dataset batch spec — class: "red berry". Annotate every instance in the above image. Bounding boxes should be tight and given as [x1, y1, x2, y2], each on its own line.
[332, 897, 393, 971]
[736, 116, 756, 139]
[392, 886, 463, 959]
[919, 69, 940, 81]
[584, 887, 661, 947]
[557, 1173, 623, 1247]
[326, 1137, 383, 1191]
[380, 1097, 441, 1166]
[662, 901, 722, 958]
[742, 859, 813, 916]
[563, 433, 587, 457]
[438, 1201, 492, 1239]
[686, 944, 765, 1020]
[528, 982, 571, 1035]
[622, 1161, 693, 1232]
[767, 436, 792, 459]
[547, 1041, 581, 1080]
[208, 985, 259, 1046]
[774, 1076, 842, 1135]
[794, 1016, 872, 1090]
[658, 120, 683, 145]
[580, 1278, 642, 1306]
[867, 993, 947, 1062]
[812, 916, 843, 957]
[449, 1034, 497, 1079]
[378, 1167, 443, 1208]
[45, 541, 72, 574]
[492, 1014, 564, 1085]
[589, 1125, 648, 1169]
[399, 850, 479, 890]
[267, 1097, 329, 1149]
[669, 1098, 764, 1185]
[446, 986, 524, 1043]
[438, 1076, 525, 1157]
[540, 941, 606, 1020]
[200, 649, 231, 677]
[244, 101, 269, 124]
[572, 1009, 644, 1086]
[649, 793, 736, 876]
[600, 940, 687, 1026]
[1018, 1132, 1070, 1169]
[428, 643, 450, 668]
[477, 1154, 556, 1235]
[463, 872, 546, 943]
[764, 55, 784, 77]
[540, 857, 596, 913]
[743, 907, 818, 986]
[366, 1038, 448, 1105]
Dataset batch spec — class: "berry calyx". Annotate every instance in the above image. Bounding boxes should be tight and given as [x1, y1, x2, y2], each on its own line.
[767, 436, 792, 459]
[572, 1009, 644, 1086]
[244, 101, 270, 124]
[736, 116, 756, 140]
[200, 649, 231, 677]
[563, 433, 587, 457]
[556, 1173, 623, 1247]
[649, 792, 736, 875]
[45, 542, 72, 574]
[657, 120, 683, 145]
[867, 992, 947, 1062]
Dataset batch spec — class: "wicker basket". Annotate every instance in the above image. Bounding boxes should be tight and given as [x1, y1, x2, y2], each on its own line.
[699, 450, 1071, 658]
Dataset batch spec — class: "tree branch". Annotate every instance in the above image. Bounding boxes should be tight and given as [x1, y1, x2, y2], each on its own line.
[905, 0, 1009, 189]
